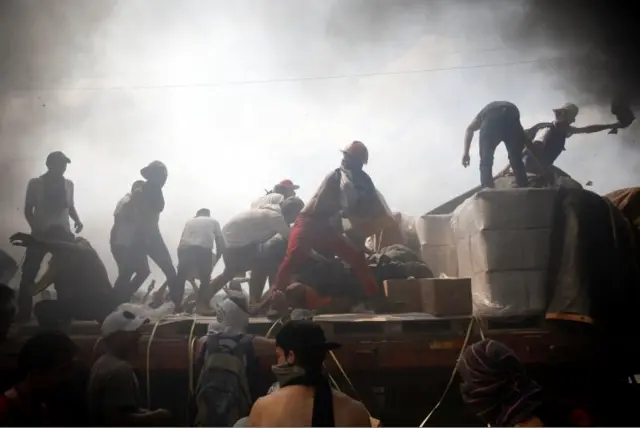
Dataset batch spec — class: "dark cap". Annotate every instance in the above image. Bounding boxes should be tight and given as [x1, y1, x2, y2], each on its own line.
[275, 320, 341, 352]
[46, 151, 71, 167]
[140, 160, 167, 180]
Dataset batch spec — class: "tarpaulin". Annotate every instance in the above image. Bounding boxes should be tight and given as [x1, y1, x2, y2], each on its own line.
[605, 187, 640, 228]
[546, 188, 640, 336]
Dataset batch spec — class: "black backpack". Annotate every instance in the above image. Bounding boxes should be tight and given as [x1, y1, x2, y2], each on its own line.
[193, 333, 254, 427]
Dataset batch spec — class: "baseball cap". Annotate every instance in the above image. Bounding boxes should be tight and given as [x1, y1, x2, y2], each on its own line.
[46, 151, 71, 166]
[101, 308, 150, 338]
[275, 320, 341, 352]
[278, 179, 300, 190]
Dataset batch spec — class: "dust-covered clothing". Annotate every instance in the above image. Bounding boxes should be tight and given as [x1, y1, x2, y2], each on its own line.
[524, 122, 573, 172]
[251, 193, 285, 209]
[179, 216, 223, 251]
[222, 207, 291, 249]
[25, 174, 75, 238]
[88, 353, 141, 426]
[474, 101, 528, 187]
[301, 170, 343, 221]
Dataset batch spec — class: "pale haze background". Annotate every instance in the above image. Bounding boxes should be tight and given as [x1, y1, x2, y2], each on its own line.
[1, 0, 639, 284]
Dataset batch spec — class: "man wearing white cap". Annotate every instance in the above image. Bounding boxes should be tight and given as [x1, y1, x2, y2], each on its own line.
[524, 102, 622, 173]
[251, 179, 300, 209]
[88, 308, 172, 426]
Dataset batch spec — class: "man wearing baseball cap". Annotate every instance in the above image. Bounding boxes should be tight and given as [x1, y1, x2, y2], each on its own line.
[250, 179, 300, 209]
[88, 308, 173, 426]
[17, 151, 83, 321]
[247, 320, 371, 427]
[524, 102, 622, 174]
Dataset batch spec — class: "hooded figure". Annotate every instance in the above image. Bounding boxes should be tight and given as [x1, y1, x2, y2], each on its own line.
[458, 339, 592, 427]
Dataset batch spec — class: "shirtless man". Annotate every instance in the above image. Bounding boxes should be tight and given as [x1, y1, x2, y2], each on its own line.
[247, 320, 371, 427]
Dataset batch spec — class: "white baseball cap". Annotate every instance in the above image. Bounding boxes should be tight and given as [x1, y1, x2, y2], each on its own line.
[101, 308, 150, 337]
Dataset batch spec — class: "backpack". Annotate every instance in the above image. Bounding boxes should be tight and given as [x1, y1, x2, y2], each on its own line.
[193, 333, 254, 427]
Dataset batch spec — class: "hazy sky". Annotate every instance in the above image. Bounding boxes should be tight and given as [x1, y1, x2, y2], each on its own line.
[1, 0, 639, 283]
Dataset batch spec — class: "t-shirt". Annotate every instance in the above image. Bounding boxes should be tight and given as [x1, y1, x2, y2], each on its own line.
[475, 101, 520, 124]
[250, 193, 285, 209]
[88, 353, 141, 426]
[179, 216, 223, 250]
[111, 193, 138, 248]
[536, 123, 572, 166]
[223, 207, 291, 249]
[25, 175, 74, 237]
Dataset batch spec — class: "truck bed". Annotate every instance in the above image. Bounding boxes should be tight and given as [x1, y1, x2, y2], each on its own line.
[0, 312, 595, 372]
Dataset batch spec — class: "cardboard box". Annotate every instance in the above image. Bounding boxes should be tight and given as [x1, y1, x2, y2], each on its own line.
[383, 278, 472, 316]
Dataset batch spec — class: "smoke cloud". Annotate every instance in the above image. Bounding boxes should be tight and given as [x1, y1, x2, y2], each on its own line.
[509, 0, 640, 106]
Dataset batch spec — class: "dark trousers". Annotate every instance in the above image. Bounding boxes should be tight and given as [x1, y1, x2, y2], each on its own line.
[478, 120, 529, 188]
[143, 230, 179, 306]
[273, 216, 379, 296]
[111, 242, 151, 304]
[176, 245, 214, 305]
[17, 245, 47, 319]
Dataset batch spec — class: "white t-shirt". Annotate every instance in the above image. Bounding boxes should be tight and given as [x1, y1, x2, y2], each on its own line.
[112, 193, 137, 248]
[179, 216, 223, 250]
[223, 207, 291, 249]
[25, 176, 74, 236]
[250, 193, 284, 209]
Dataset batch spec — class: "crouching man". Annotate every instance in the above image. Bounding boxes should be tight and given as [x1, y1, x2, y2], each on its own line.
[10, 229, 117, 327]
[198, 197, 304, 314]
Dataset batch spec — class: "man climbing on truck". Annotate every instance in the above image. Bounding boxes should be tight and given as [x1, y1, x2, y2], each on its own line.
[270, 141, 380, 311]
[17, 151, 83, 322]
[198, 197, 304, 314]
[463, 101, 551, 188]
[111, 180, 150, 303]
[523, 102, 622, 174]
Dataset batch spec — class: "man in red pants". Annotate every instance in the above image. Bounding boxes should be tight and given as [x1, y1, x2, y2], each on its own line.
[271, 141, 380, 309]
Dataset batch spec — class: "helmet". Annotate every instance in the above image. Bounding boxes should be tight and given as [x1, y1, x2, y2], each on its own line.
[341, 140, 369, 165]
[553, 103, 579, 122]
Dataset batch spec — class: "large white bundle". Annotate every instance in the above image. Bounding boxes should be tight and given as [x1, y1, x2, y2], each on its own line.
[452, 188, 558, 317]
[415, 214, 455, 247]
[421, 244, 458, 277]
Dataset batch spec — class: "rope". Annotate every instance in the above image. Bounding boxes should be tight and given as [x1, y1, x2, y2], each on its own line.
[187, 316, 199, 395]
[146, 315, 165, 409]
[418, 317, 476, 427]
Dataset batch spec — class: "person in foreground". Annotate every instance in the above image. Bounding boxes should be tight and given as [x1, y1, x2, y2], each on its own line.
[88, 307, 173, 426]
[0, 331, 79, 426]
[458, 339, 592, 427]
[246, 320, 371, 427]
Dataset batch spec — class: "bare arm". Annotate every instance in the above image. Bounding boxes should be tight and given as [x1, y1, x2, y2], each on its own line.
[24, 180, 36, 230]
[463, 116, 482, 155]
[213, 221, 226, 259]
[524, 122, 552, 140]
[570, 123, 619, 135]
[67, 182, 79, 223]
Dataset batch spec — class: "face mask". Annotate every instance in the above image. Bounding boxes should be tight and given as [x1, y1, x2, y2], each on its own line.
[271, 362, 307, 388]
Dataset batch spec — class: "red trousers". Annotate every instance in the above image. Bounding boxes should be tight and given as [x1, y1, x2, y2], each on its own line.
[273, 216, 379, 297]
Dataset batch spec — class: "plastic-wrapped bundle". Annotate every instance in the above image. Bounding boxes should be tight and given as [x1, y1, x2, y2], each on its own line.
[415, 214, 458, 277]
[451, 188, 558, 317]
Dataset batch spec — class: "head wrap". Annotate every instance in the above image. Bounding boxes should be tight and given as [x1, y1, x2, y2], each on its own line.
[458, 339, 543, 427]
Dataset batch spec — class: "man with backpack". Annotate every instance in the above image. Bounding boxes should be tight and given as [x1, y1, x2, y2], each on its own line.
[193, 291, 275, 427]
